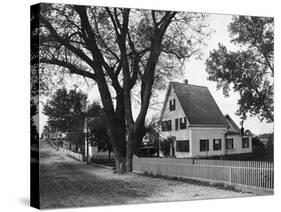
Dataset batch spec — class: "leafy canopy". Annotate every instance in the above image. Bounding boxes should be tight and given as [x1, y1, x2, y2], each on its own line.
[39, 4, 210, 108]
[38, 3, 211, 172]
[206, 16, 273, 123]
[43, 87, 87, 132]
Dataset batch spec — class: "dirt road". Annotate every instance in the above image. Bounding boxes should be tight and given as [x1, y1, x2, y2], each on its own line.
[39, 140, 254, 209]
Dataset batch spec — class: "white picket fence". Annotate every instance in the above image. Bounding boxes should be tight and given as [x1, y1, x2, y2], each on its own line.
[133, 156, 274, 193]
[58, 147, 84, 161]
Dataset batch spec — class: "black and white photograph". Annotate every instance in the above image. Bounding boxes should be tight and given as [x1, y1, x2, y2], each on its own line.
[29, 1, 275, 209]
[2, 0, 274, 210]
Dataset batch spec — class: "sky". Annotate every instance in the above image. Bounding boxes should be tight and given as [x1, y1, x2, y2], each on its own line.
[182, 13, 273, 135]
[39, 12, 274, 136]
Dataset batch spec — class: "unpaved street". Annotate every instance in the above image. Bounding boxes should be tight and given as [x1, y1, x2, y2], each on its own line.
[39, 140, 254, 209]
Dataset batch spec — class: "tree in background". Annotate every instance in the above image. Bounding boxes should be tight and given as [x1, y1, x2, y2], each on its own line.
[143, 116, 160, 139]
[43, 87, 87, 146]
[206, 16, 273, 123]
[87, 102, 112, 158]
[39, 3, 210, 173]
[31, 8, 40, 145]
[88, 117, 112, 160]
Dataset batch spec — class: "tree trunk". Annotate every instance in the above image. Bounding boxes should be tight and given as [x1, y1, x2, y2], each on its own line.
[114, 156, 126, 174]
[125, 154, 133, 172]
[106, 116, 128, 174]
[125, 142, 133, 172]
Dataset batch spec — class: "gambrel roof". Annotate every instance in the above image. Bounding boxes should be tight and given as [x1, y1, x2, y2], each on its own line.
[161, 81, 228, 127]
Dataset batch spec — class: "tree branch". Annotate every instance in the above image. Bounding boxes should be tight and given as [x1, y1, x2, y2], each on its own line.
[105, 8, 121, 37]
[40, 14, 95, 68]
[40, 57, 96, 79]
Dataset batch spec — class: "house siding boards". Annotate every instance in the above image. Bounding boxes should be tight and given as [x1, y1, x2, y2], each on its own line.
[159, 81, 252, 158]
[160, 84, 189, 124]
[160, 87, 192, 158]
[190, 127, 227, 158]
[225, 135, 252, 155]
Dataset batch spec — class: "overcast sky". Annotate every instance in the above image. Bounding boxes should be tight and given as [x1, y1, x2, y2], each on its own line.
[182, 13, 273, 135]
[39, 12, 274, 136]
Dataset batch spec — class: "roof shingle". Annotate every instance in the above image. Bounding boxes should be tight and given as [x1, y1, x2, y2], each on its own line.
[170, 81, 228, 126]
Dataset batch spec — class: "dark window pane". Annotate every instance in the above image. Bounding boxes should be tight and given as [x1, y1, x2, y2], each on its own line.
[242, 137, 249, 148]
[213, 139, 221, 150]
[200, 139, 209, 152]
[226, 138, 233, 149]
[169, 99, 176, 111]
[168, 120, 172, 131]
[176, 140, 189, 152]
[175, 119, 178, 130]
[180, 117, 187, 129]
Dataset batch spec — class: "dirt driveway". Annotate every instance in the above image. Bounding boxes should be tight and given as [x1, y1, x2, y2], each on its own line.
[39, 140, 255, 209]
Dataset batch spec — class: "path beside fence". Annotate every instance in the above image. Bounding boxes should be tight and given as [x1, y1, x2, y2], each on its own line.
[47, 140, 84, 162]
[58, 147, 84, 161]
[133, 156, 274, 193]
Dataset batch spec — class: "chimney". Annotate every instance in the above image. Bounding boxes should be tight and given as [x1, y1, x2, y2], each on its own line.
[240, 120, 244, 135]
[240, 127, 244, 136]
[183, 79, 188, 84]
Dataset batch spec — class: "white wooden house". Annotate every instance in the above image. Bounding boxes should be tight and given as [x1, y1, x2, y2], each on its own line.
[159, 80, 252, 158]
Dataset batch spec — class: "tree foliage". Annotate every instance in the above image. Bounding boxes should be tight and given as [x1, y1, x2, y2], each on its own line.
[89, 118, 112, 152]
[39, 3, 210, 173]
[160, 140, 170, 157]
[87, 102, 112, 153]
[43, 87, 87, 132]
[206, 16, 273, 123]
[31, 6, 40, 141]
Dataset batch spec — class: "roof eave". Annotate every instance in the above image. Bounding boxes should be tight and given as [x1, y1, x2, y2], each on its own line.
[189, 124, 228, 128]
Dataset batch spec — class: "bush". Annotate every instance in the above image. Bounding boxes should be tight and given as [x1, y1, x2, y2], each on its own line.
[160, 140, 170, 157]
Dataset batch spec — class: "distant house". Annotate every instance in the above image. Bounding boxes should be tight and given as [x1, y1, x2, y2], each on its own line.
[140, 133, 159, 157]
[159, 80, 252, 158]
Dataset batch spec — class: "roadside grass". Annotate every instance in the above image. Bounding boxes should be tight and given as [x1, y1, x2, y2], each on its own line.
[90, 157, 252, 194]
[91, 157, 115, 167]
[141, 171, 251, 194]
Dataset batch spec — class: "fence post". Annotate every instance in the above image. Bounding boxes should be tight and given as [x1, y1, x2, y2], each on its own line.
[229, 167, 232, 184]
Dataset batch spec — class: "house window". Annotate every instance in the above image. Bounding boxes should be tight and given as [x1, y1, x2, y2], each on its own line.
[242, 137, 249, 148]
[176, 140, 189, 152]
[180, 117, 187, 129]
[167, 120, 172, 131]
[161, 120, 172, 131]
[200, 139, 209, 152]
[226, 138, 234, 150]
[169, 99, 176, 111]
[213, 139, 222, 151]
[175, 119, 179, 131]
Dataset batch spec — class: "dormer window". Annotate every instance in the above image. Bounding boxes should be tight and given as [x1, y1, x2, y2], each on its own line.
[169, 99, 176, 111]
